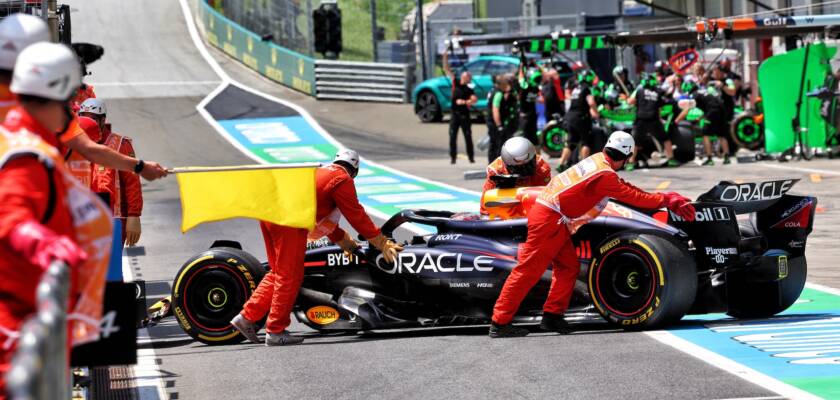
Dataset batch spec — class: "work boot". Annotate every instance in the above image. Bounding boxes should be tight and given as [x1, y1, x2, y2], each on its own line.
[665, 158, 681, 168]
[488, 322, 529, 338]
[265, 331, 304, 346]
[702, 157, 715, 166]
[723, 155, 732, 165]
[230, 314, 260, 344]
[624, 162, 636, 172]
[450, 157, 456, 165]
[540, 313, 574, 335]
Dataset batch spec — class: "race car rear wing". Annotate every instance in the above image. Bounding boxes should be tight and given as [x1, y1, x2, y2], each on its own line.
[697, 179, 799, 214]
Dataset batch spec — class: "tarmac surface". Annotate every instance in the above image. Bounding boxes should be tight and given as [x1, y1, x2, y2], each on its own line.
[69, 0, 839, 398]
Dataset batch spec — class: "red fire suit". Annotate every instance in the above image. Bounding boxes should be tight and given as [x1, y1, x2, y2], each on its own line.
[482, 157, 552, 192]
[492, 152, 664, 325]
[0, 129, 112, 396]
[91, 127, 143, 244]
[240, 164, 380, 333]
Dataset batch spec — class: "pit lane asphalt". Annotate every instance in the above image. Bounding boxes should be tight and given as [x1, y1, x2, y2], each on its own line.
[68, 0, 832, 398]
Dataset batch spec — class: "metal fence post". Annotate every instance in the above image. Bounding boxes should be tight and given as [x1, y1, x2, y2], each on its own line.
[370, 0, 378, 62]
[417, 0, 427, 80]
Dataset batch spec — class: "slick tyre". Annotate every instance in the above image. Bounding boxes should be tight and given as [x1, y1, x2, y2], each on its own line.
[172, 247, 266, 345]
[589, 233, 696, 330]
[726, 256, 807, 319]
[539, 120, 568, 158]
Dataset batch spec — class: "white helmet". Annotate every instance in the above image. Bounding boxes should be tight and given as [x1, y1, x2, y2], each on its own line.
[79, 98, 107, 115]
[604, 130, 635, 159]
[334, 148, 360, 175]
[11, 42, 81, 101]
[501, 137, 537, 175]
[0, 14, 50, 71]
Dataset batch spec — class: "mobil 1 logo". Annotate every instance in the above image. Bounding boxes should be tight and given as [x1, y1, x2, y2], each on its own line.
[670, 205, 731, 223]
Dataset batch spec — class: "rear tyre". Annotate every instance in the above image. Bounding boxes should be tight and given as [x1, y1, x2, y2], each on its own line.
[415, 91, 442, 123]
[731, 113, 764, 151]
[172, 247, 266, 345]
[589, 233, 696, 329]
[726, 256, 807, 319]
[539, 121, 568, 158]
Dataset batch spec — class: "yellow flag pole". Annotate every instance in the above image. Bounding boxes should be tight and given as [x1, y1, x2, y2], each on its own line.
[167, 163, 322, 174]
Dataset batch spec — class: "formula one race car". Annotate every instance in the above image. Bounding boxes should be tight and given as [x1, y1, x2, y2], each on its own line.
[170, 179, 816, 345]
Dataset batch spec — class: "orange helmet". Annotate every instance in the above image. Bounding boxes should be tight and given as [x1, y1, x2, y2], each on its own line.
[78, 116, 101, 143]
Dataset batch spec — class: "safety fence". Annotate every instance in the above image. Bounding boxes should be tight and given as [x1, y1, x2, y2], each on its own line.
[7, 261, 71, 400]
[199, 0, 316, 95]
[315, 59, 411, 103]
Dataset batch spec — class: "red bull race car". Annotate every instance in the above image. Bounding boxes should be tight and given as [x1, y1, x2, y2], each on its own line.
[169, 179, 816, 345]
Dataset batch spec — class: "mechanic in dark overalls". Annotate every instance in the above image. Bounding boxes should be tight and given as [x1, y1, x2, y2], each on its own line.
[541, 68, 565, 119]
[443, 51, 477, 164]
[557, 69, 600, 171]
[627, 73, 679, 170]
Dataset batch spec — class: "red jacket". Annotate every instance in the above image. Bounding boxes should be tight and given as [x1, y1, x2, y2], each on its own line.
[483, 157, 552, 192]
[72, 84, 97, 112]
[91, 127, 143, 218]
[314, 164, 380, 242]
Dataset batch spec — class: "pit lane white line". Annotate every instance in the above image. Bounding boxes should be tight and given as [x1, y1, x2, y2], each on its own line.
[123, 255, 167, 400]
[645, 331, 821, 400]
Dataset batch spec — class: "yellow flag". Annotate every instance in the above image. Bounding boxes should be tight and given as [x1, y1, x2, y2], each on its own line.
[176, 166, 316, 232]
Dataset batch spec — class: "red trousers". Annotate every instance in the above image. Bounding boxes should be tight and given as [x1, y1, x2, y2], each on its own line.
[240, 222, 308, 333]
[492, 203, 580, 325]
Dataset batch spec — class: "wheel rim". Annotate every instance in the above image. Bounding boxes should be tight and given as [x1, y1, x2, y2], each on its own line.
[736, 118, 762, 144]
[595, 247, 656, 317]
[543, 127, 567, 152]
[183, 264, 249, 332]
[417, 92, 438, 121]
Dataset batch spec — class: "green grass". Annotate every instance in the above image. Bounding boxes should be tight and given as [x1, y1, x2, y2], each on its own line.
[334, 0, 416, 62]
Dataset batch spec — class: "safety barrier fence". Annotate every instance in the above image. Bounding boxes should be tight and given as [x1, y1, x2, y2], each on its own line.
[315, 59, 411, 103]
[7, 261, 71, 400]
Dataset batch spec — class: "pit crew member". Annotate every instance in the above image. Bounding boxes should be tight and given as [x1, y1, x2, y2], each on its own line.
[557, 69, 600, 171]
[231, 150, 404, 346]
[626, 73, 679, 169]
[489, 74, 518, 163]
[79, 98, 144, 246]
[676, 80, 731, 165]
[489, 131, 696, 338]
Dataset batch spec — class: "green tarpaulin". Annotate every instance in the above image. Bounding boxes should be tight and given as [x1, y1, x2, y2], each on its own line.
[758, 43, 836, 153]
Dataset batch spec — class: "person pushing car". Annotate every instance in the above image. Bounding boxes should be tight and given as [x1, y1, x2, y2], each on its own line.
[231, 149, 404, 346]
[489, 131, 696, 338]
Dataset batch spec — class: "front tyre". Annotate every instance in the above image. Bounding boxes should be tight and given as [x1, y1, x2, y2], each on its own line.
[172, 247, 266, 345]
[589, 234, 696, 330]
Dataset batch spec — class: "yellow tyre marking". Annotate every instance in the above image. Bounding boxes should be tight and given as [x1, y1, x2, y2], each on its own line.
[173, 255, 213, 295]
[587, 258, 605, 314]
[631, 240, 665, 286]
[198, 331, 239, 342]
